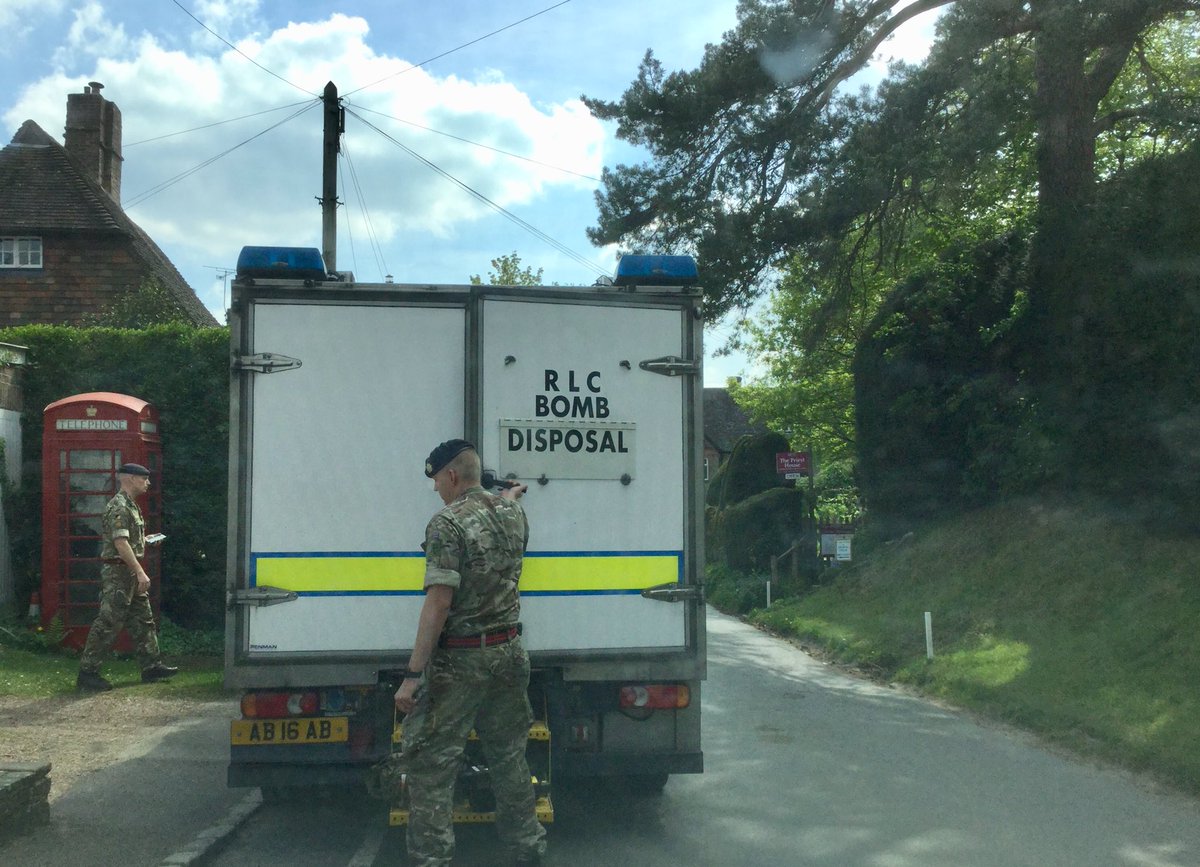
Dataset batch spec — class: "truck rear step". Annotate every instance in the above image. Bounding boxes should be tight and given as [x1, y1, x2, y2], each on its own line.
[388, 718, 553, 826]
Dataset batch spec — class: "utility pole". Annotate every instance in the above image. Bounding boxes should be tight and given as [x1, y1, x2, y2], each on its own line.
[321, 81, 343, 274]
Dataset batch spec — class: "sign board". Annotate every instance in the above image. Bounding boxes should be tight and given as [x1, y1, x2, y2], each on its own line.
[821, 532, 854, 560]
[499, 418, 636, 480]
[776, 451, 810, 478]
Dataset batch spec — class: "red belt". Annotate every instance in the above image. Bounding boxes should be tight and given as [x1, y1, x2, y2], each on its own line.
[440, 626, 520, 649]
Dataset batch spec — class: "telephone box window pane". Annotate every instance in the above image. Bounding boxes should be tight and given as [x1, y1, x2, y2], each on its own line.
[70, 537, 102, 559]
[69, 494, 107, 515]
[69, 515, 103, 538]
[67, 560, 102, 586]
[69, 472, 113, 493]
[70, 450, 113, 470]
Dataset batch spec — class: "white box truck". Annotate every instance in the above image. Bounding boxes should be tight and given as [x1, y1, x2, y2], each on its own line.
[224, 250, 705, 815]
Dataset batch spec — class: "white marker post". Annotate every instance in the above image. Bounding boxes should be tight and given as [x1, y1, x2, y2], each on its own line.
[924, 611, 934, 660]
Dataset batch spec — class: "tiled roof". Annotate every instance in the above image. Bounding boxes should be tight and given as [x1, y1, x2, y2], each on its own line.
[0, 120, 217, 325]
[704, 387, 768, 454]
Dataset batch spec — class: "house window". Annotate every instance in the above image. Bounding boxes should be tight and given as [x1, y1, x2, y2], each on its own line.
[0, 237, 43, 268]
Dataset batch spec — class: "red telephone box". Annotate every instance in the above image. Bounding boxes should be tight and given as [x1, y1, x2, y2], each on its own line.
[41, 393, 163, 650]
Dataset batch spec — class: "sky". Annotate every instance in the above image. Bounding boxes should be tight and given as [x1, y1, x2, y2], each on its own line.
[1, 0, 937, 385]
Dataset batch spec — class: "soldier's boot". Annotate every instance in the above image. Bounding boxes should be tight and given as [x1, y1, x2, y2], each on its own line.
[141, 662, 179, 683]
[76, 670, 113, 692]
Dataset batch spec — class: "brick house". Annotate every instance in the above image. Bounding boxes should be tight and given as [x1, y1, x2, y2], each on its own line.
[0, 83, 216, 327]
[703, 387, 769, 482]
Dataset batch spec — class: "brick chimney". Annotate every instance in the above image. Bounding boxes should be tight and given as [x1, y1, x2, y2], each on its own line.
[64, 82, 123, 201]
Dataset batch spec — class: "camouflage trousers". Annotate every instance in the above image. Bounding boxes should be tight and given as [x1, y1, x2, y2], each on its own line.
[400, 637, 547, 867]
[79, 563, 161, 673]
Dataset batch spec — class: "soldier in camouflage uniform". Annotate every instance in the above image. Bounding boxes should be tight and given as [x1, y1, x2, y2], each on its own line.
[76, 463, 177, 691]
[394, 439, 547, 867]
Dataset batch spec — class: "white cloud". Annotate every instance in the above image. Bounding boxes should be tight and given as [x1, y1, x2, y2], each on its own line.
[7, 9, 606, 289]
[0, 0, 66, 45]
[56, 1, 130, 65]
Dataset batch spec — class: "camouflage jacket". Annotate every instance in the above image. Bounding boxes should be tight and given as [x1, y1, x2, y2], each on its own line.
[423, 486, 527, 636]
[100, 489, 145, 560]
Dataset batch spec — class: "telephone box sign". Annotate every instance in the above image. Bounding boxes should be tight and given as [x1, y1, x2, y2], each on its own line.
[776, 451, 811, 478]
[56, 418, 128, 431]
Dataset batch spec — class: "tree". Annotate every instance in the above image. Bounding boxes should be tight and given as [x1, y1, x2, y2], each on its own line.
[584, 0, 1200, 331]
[83, 277, 195, 328]
[469, 252, 544, 286]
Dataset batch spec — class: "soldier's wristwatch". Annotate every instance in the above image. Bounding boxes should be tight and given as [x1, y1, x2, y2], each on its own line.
[402, 669, 423, 680]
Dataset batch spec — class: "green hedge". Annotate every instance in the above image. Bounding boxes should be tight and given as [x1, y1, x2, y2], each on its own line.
[0, 324, 229, 629]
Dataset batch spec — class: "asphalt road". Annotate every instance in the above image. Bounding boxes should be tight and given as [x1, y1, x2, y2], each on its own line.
[6, 609, 1200, 866]
[211, 608, 1200, 867]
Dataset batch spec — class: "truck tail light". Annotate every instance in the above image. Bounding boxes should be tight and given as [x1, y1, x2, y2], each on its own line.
[618, 684, 690, 710]
[241, 690, 319, 718]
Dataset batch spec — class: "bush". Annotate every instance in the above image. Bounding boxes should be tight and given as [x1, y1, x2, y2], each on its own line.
[717, 487, 813, 578]
[704, 563, 769, 615]
[706, 430, 793, 509]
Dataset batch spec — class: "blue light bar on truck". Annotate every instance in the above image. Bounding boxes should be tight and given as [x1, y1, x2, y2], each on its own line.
[236, 246, 327, 282]
[612, 255, 699, 287]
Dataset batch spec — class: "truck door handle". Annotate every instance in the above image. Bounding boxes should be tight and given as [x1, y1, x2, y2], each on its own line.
[640, 582, 703, 603]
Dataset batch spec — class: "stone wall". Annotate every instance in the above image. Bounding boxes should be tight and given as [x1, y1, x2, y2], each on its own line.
[0, 764, 50, 838]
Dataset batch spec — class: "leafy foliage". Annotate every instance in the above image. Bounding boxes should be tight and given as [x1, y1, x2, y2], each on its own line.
[853, 232, 1036, 532]
[0, 324, 229, 628]
[469, 252, 545, 286]
[586, 1, 1200, 323]
[82, 277, 196, 328]
[705, 430, 792, 509]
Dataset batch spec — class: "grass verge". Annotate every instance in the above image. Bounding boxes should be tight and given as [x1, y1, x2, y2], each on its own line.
[714, 496, 1200, 796]
[0, 617, 226, 699]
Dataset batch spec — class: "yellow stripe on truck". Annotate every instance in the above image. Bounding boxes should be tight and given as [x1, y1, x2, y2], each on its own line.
[254, 555, 425, 592]
[252, 552, 681, 594]
[521, 554, 679, 592]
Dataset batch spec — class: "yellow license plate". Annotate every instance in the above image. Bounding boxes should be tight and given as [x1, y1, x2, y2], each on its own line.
[231, 717, 349, 745]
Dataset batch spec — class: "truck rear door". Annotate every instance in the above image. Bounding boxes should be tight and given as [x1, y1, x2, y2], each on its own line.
[478, 294, 700, 657]
[231, 298, 464, 666]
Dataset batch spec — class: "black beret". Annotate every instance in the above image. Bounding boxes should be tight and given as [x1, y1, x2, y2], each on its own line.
[424, 439, 475, 478]
[118, 463, 151, 477]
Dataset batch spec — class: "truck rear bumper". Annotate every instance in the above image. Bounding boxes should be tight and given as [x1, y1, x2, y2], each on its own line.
[228, 762, 369, 790]
[556, 750, 703, 778]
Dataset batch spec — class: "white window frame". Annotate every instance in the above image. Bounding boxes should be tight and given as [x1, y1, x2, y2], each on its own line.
[0, 237, 43, 268]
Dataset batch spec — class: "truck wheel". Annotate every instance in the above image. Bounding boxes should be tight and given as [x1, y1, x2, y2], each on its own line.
[622, 773, 669, 796]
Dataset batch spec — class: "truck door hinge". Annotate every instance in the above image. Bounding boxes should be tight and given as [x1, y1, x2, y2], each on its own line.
[639, 355, 699, 377]
[233, 353, 303, 374]
[230, 586, 299, 608]
[640, 582, 704, 603]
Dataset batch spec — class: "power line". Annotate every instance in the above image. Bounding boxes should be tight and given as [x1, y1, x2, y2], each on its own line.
[349, 103, 601, 183]
[124, 102, 318, 209]
[125, 101, 314, 147]
[340, 135, 390, 281]
[170, 0, 319, 98]
[342, 0, 573, 98]
[347, 108, 607, 278]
